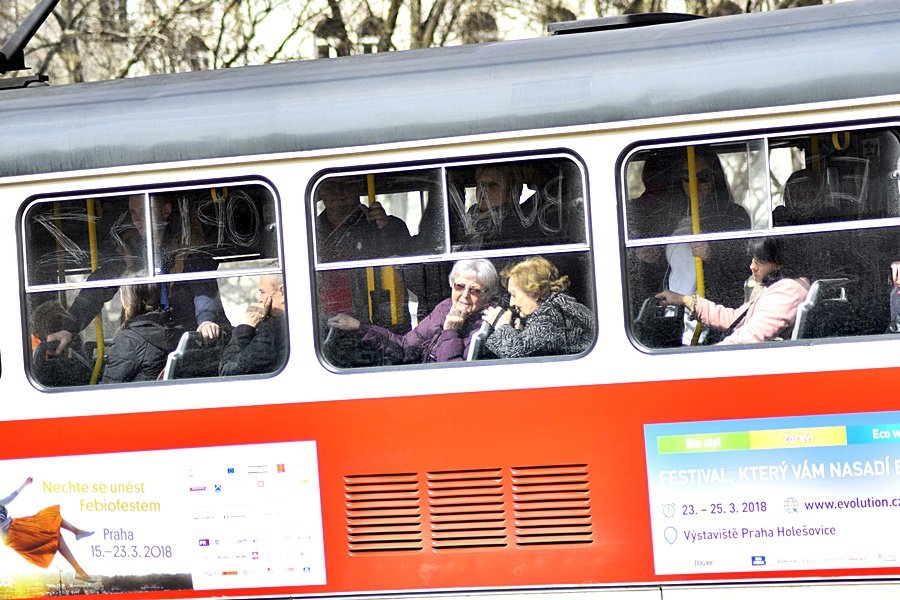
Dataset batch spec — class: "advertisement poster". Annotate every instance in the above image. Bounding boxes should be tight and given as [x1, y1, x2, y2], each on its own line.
[645, 411, 900, 575]
[0, 441, 325, 598]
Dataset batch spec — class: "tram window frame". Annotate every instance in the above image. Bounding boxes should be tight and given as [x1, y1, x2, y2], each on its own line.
[21, 179, 287, 390]
[309, 153, 597, 371]
[621, 122, 900, 352]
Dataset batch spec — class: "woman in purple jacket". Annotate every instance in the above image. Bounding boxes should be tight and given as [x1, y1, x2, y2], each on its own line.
[327, 259, 499, 363]
[656, 237, 809, 345]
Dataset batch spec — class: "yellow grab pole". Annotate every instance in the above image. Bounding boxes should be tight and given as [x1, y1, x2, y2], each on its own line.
[366, 175, 377, 323]
[86, 199, 105, 384]
[687, 147, 706, 347]
[366, 174, 403, 326]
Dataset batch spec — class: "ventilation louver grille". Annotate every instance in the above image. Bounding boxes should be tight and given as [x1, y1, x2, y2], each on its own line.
[512, 464, 593, 546]
[428, 468, 508, 550]
[346, 464, 593, 553]
[345, 473, 423, 553]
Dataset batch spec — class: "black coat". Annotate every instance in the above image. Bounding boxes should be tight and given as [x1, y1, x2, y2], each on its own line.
[102, 312, 185, 384]
[63, 227, 229, 336]
[219, 316, 287, 376]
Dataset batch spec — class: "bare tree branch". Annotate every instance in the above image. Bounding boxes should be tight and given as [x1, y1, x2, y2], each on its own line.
[418, 0, 449, 48]
[377, 0, 402, 52]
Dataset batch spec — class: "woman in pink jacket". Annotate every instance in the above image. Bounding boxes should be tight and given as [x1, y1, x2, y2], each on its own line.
[656, 237, 809, 345]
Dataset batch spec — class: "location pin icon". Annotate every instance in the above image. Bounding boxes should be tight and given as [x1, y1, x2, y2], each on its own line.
[664, 527, 677, 544]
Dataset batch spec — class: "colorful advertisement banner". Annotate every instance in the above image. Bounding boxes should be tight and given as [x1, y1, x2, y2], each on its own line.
[645, 411, 900, 575]
[0, 441, 325, 598]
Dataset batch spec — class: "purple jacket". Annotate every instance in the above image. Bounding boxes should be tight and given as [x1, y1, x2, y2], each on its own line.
[359, 298, 480, 363]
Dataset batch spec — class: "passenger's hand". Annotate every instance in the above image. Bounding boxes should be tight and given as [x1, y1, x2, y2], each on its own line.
[243, 297, 272, 328]
[46, 330, 72, 355]
[482, 306, 511, 328]
[655, 290, 688, 307]
[635, 246, 662, 263]
[197, 320, 222, 340]
[443, 302, 469, 331]
[891, 261, 900, 286]
[24, 477, 33, 486]
[690, 242, 710, 260]
[327, 313, 361, 331]
[360, 202, 389, 229]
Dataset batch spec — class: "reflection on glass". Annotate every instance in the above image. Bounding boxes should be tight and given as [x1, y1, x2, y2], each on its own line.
[317, 252, 593, 369]
[771, 130, 900, 226]
[625, 146, 753, 242]
[313, 170, 443, 263]
[628, 229, 900, 349]
[447, 158, 584, 252]
[24, 195, 149, 287]
[24, 183, 284, 389]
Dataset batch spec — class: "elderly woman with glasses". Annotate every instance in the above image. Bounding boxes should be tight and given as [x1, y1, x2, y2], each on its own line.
[327, 259, 499, 363]
[482, 256, 593, 358]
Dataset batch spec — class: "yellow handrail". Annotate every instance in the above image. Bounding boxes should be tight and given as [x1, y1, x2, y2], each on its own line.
[832, 132, 850, 152]
[687, 146, 706, 347]
[366, 174, 404, 326]
[86, 199, 105, 384]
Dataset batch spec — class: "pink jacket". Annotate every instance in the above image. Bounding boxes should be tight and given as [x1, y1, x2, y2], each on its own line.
[696, 277, 810, 345]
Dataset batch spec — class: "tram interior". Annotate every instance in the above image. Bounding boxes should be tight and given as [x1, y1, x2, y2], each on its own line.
[313, 158, 594, 369]
[625, 127, 900, 348]
[24, 184, 281, 387]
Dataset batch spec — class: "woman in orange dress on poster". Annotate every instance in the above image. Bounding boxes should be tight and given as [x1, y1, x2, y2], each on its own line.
[0, 477, 96, 582]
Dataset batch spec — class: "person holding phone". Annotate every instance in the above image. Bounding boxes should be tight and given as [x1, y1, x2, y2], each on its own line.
[219, 273, 288, 376]
[656, 237, 809, 345]
[482, 256, 593, 358]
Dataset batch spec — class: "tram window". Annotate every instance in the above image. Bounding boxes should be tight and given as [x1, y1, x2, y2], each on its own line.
[623, 125, 900, 350]
[22, 182, 286, 388]
[317, 252, 594, 368]
[770, 129, 900, 226]
[624, 143, 763, 243]
[311, 155, 593, 370]
[447, 158, 586, 251]
[313, 169, 444, 262]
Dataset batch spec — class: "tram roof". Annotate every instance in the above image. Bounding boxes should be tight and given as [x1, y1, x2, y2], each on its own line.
[1, 0, 898, 179]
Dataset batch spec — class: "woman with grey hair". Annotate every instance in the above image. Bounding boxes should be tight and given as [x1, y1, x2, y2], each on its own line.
[327, 259, 498, 363]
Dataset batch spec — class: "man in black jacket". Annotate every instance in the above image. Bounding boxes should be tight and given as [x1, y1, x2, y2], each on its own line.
[46, 196, 228, 356]
[219, 273, 287, 376]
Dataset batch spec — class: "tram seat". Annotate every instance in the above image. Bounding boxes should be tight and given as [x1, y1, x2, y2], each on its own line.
[466, 323, 491, 360]
[775, 161, 872, 226]
[790, 278, 856, 340]
[161, 331, 225, 380]
[31, 341, 93, 387]
[633, 297, 684, 348]
[774, 169, 826, 226]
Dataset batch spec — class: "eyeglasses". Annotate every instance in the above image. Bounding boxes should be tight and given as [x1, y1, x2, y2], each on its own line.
[452, 282, 484, 297]
[679, 169, 713, 184]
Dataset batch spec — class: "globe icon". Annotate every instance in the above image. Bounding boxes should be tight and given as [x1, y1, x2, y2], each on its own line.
[784, 497, 799, 513]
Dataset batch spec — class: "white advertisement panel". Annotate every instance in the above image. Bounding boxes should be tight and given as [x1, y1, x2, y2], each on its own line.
[645, 411, 900, 575]
[0, 441, 325, 598]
